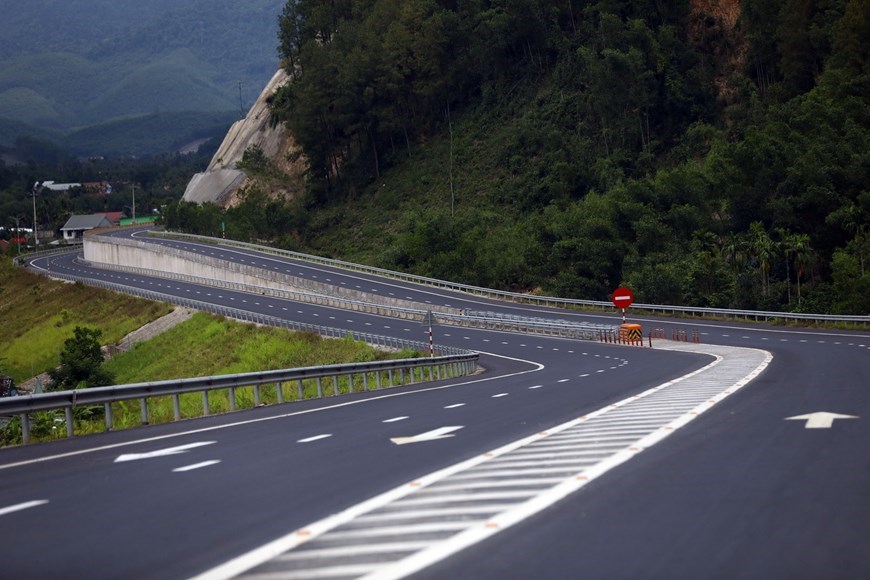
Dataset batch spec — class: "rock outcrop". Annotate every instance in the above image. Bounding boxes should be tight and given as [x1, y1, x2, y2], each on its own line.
[182, 68, 303, 206]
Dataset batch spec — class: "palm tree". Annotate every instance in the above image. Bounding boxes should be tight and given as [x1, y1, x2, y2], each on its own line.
[748, 222, 774, 297]
[776, 227, 798, 304]
[792, 234, 812, 305]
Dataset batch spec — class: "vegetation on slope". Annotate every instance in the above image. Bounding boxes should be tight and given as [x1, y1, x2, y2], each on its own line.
[0, 307, 421, 445]
[0, 260, 172, 383]
[164, 0, 868, 315]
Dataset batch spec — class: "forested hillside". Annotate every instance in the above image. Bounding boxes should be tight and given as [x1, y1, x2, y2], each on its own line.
[163, 0, 869, 315]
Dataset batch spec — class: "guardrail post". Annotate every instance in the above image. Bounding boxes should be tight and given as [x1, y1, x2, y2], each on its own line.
[376, 372, 382, 390]
[428, 365, 433, 381]
[173, 394, 182, 421]
[316, 377, 323, 397]
[297, 379, 304, 400]
[64, 407, 74, 438]
[398, 368, 404, 385]
[20, 413, 31, 444]
[229, 387, 237, 411]
[104, 403, 113, 431]
[333, 375, 339, 395]
[140, 398, 149, 425]
[363, 373, 369, 392]
[203, 391, 210, 416]
[388, 369, 394, 387]
[348, 373, 354, 393]
[276, 381, 284, 404]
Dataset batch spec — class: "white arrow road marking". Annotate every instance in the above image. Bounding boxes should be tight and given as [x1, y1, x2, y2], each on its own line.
[391, 426, 464, 446]
[114, 441, 216, 463]
[173, 460, 221, 473]
[786, 412, 859, 429]
[0, 500, 49, 517]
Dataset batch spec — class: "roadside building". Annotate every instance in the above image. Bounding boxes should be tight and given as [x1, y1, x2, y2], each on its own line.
[60, 214, 114, 242]
[41, 181, 82, 193]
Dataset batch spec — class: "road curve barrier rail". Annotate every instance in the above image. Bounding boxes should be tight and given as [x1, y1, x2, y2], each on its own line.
[4, 265, 478, 445]
[0, 351, 478, 445]
[148, 230, 870, 326]
[71, 251, 619, 340]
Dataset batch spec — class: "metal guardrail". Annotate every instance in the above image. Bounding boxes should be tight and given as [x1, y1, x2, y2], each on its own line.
[4, 255, 480, 445]
[21, 267, 472, 356]
[77, 253, 618, 340]
[0, 354, 477, 445]
[11, 244, 81, 266]
[149, 231, 870, 325]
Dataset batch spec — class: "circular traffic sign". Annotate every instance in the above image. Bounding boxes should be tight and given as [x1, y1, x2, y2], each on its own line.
[611, 287, 634, 308]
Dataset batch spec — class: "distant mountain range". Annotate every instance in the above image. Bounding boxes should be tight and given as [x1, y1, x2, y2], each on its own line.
[0, 0, 285, 156]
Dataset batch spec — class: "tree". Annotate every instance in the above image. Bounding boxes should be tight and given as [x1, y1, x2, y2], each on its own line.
[48, 327, 114, 391]
[748, 221, 775, 297]
[792, 233, 814, 305]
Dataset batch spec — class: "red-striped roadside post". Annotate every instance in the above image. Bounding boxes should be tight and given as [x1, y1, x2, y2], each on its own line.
[422, 310, 436, 357]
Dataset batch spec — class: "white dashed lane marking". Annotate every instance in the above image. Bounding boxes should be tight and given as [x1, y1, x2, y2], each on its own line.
[173, 460, 220, 473]
[221, 342, 771, 580]
[297, 434, 332, 443]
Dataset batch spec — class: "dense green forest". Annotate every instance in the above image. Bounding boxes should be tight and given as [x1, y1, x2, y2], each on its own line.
[157, 0, 867, 314]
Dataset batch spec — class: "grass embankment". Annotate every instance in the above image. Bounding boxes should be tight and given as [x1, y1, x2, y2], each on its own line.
[0, 260, 171, 383]
[0, 259, 422, 444]
[97, 313, 419, 433]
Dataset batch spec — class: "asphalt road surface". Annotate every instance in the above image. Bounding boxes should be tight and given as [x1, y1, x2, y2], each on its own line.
[2, 234, 867, 579]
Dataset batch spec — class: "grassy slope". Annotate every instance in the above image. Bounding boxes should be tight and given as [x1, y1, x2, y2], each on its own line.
[0, 260, 172, 382]
[105, 312, 395, 384]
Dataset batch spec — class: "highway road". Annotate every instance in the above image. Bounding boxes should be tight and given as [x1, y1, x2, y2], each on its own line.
[2, 233, 868, 579]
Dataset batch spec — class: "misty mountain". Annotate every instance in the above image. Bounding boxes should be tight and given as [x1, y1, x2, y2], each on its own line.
[0, 0, 285, 132]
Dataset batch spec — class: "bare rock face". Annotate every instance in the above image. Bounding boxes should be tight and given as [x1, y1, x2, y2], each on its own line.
[182, 68, 304, 206]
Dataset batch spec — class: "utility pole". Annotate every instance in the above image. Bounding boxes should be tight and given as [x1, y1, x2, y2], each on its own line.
[31, 182, 40, 247]
[9, 216, 23, 254]
[238, 81, 244, 119]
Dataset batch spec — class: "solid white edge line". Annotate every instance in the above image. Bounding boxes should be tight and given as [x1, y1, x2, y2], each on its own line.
[191, 351, 728, 580]
[0, 499, 49, 517]
[0, 351, 544, 472]
[361, 347, 772, 580]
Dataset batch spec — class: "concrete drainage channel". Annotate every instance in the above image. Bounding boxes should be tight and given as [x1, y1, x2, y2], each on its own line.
[194, 341, 771, 580]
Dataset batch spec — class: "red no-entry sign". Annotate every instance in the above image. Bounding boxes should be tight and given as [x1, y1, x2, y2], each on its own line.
[611, 287, 634, 308]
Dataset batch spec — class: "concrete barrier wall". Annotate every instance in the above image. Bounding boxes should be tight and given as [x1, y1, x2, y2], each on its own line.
[84, 235, 453, 314]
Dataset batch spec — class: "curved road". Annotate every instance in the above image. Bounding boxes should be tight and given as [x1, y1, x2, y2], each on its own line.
[1, 234, 868, 579]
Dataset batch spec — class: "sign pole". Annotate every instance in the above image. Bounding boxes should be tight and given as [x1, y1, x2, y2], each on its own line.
[621, 308, 626, 324]
[422, 310, 435, 357]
